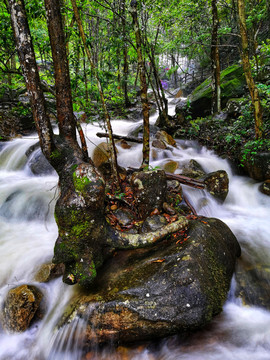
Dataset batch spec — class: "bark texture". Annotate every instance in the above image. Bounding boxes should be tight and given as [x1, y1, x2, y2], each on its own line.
[130, 0, 150, 166]
[8, 0, 54, 159]
[211, 0, 221, 113]
[237, 0, 263, 139]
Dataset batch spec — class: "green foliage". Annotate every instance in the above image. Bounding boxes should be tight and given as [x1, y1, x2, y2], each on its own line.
[241, 139, 270, 165]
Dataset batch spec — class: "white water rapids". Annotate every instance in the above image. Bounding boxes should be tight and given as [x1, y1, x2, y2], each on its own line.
[1, 101, 270, 359]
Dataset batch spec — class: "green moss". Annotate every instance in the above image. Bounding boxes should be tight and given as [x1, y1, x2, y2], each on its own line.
[70, 222, 91, 237]
[50, 149, 61, 159]
[191, 64, 245, 102]
[73, 172, 91, 193]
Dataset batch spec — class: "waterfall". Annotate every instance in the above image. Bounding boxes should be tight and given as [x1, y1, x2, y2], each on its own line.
[1, 102, 270, 359]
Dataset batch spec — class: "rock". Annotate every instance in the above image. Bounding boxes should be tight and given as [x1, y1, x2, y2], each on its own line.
[235, 258, 270, 309]
[130, 170, 167, 219]
[242, 152, 270, 181]
[92, 142, 111, 168]
[118, 140, 131, 149]
[181, 159, 206, 179]
[141, 214, 167, 233]
[259, 180, 270, 196]
[225, 98, 246, 118]
[34, 263, 65, 282]
[155, 130, 176, 147]
[27, 147, 55, 176]
[2, 285, 43, 332]
[176, 65, 246, 119]
[113, 209, 134, 227]
[163, 160, 179, 174]
[152, 139, 167, 149]
[128, 124, 159, 138]
[174, 98, 189, 124]
[0, 108, 34, 140]
[61, 218, 240, 345]
[0, 190, 48, 221]
[203, 170, 229, 202]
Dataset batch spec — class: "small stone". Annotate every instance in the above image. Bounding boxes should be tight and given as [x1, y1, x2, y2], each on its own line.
[34, 263, 65, 282]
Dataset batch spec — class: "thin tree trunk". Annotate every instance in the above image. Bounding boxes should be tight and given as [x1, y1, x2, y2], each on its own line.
[237, 0, 263, 139]
[8, 0, 54, 159]
[71, 0, 120, 189]
[211, 0, 221, 114]
[130, 0, 150, 166]
[121, 0, 131, 107]
[82, 48, 89, 104]
[44, 0, 77, 143]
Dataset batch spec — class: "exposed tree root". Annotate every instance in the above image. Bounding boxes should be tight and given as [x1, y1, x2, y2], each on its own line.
[113, 216, 189, 249]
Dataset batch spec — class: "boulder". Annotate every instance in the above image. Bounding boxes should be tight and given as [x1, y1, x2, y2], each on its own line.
[92, 142, 111, 169]
[235, 258, 270, 309]
[60, 218, 240, 345]
[27, 147, 55, 176]
[203, 170, 229, 202]
[175, 65, 246, 120]
[163, 160, 179, 174]
[242, 152, 270, 181]
[152, 139, 167, 149]
[130, 170, 167, 219]
[181, 159, 206, 179]
[2, 285, 43, 332]
[155, 130, 177, 147]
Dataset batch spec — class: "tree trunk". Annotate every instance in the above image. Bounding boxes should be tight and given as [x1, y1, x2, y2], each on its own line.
[121, 0, 131, 107]
[8, 0, 190, 289]
[8, 0, 110, 288]
[237, 0, 263, 139]
[211, 0, 221, 114]
[130, 0, 150, 166]
[71, 0, 120, 190]
[8, 0, 54, 159]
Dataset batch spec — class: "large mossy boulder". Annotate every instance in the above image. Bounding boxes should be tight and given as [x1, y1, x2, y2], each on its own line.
[60, 218, 240, 345]
[176, 64, 246, 120]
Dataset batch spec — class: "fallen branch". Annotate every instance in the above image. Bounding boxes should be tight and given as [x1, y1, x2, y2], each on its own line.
[113, 216, 189, 249]
[96, 132, 143, 143]
[183, 193, 197, 216]
[166, 173, 205, 189]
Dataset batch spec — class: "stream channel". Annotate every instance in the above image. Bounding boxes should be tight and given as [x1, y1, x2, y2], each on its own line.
[0, 99, 270, 359]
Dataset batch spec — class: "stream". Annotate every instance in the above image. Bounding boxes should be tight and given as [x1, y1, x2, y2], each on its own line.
[1, 100, 270, 359]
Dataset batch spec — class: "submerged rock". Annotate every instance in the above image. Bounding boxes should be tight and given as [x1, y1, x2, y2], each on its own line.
[60, 218, 240, 345]
[235, 258, 270, 309]
[2, 285, 43, 332]
[27, 147, 55, 176]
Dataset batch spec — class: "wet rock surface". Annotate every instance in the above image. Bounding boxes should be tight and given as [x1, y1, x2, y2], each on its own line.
[35, 263, 65, 283]
[130, 169, 167, 219]
[235, 258, 270, 309]
[61, 218, 240, 345]
[203, 170, 229, 202]
[2, 284, 43, 332]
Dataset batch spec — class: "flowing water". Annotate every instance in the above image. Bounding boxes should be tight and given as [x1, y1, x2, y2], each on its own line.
[1, 101, 270, 359]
